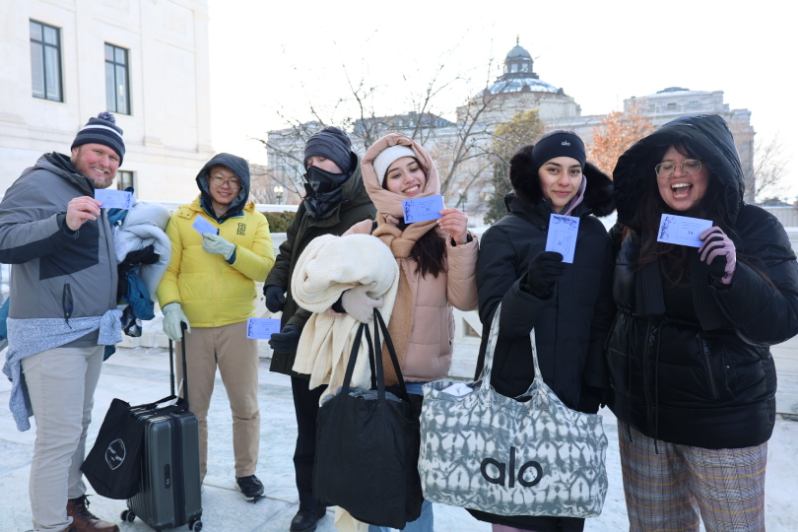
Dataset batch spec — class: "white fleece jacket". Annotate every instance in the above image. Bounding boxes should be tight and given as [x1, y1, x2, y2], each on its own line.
[290, 233, 399, 398]
[114, 201, 171, 298]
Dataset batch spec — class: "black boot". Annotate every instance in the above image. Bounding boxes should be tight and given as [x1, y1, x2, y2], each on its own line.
[289, 504, 326, 532]
[236, 475, 265, 501]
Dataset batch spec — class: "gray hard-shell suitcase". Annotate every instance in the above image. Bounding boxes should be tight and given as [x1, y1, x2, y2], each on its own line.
[121, 328, 203, 531]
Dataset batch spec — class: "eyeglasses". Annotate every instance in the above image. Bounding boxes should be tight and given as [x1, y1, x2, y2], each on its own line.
[210, 175, 241, 188]
[655, 159, 703, 178]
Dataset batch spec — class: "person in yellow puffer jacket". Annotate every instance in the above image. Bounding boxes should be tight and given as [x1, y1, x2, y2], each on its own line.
[156, 152, 275, 501]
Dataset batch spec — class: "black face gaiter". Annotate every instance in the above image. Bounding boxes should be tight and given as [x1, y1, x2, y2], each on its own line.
[303, 166, 350, 219]
[305, 166, 349, 194]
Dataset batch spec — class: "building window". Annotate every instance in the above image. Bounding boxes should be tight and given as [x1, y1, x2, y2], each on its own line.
[117, 170, 136, 194]
[29, 20, 63, 102]
[105, 43, 130, 114]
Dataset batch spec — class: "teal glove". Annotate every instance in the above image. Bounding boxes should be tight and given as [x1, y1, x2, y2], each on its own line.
[202, 233, 235, 260]
[162, 302, 191, 342]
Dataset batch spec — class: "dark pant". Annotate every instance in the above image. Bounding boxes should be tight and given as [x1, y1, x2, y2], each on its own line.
[290, 376, 326, 511]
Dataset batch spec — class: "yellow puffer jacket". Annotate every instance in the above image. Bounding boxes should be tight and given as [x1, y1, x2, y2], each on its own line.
[157, 198, 275, 327]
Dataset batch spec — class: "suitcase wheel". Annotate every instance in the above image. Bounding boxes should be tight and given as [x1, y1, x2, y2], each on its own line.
[121, 509, 136, 523]
[189, 517, 203, 531]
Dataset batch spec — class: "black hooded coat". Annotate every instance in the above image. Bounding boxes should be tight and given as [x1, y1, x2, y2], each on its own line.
[476, 160, 615, 410]
[608, 114, 798, 449]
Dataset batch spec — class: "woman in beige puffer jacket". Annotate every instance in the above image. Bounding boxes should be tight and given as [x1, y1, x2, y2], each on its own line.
[340, 132, 478, 532]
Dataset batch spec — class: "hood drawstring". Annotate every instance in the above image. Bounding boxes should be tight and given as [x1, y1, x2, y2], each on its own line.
[562, 176, 588, 217]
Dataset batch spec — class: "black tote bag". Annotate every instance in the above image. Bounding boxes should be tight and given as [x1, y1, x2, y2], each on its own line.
[80, 398, 145, 499]
[82, 335, 187, 499]
[313, 310, 423, 528]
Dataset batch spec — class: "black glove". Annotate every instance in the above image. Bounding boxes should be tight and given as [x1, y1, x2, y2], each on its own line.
[120, 245, 160, 271]
[117, 245, 161, 301]
[523, 251, 566, 297]
[578, 386, 609, 414]
[268, 323, 300, 353]
[263, 284, 286, 312]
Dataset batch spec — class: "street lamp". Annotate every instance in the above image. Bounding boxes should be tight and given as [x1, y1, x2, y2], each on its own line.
[273, 185, 284, 205]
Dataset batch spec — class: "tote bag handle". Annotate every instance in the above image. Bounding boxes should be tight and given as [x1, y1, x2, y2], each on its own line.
[373, 308, 410, 403]
[338, 310, 411, 403]
[476, 303, 543, 395]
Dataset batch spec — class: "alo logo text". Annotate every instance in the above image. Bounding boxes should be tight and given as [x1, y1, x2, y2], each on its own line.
[480, 446, 543, 487]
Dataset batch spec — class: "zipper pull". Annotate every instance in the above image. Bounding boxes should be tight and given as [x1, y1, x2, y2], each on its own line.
[62, 283, 73, 329]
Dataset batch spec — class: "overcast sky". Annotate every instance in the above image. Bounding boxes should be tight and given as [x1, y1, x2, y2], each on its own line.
[207, 0, 796, 198]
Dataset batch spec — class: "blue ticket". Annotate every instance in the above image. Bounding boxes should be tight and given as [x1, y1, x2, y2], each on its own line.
[657, 214, 713, 248]
[545, 214, 580, 263]
[246, 318, 282, 340]
[402, 195, 444, 223]
[192, 215, 218, 236]
[94, 189, 133, 210]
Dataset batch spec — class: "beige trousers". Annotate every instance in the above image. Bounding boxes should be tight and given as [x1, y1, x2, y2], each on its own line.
[176, 321, 260, 479]
[22, 345, 104, 531]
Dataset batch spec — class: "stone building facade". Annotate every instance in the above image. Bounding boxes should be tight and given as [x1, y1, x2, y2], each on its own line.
[0, 0, 214, 201]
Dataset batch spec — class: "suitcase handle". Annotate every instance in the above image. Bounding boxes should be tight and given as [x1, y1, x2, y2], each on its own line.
[132, 393, 178, 411]
[167, 324, 191, 412]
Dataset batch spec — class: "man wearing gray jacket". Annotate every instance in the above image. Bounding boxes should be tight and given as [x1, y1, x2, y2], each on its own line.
[0, 112, 124, 532]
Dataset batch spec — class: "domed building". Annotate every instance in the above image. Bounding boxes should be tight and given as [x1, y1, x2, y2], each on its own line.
[456, 38, 581, 127]
[265, 39, 755, 213]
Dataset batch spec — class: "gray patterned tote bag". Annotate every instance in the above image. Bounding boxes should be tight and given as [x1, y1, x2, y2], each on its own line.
[418, 302, 608, 517]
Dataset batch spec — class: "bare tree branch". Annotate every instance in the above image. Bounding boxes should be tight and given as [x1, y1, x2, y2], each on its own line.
[754, 134, 787, 201]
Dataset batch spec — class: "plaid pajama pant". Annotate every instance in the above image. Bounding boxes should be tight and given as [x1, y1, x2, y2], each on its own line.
[618, 421, 767, 532]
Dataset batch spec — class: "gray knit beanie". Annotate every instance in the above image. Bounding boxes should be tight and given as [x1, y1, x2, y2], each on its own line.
[304, 126, 353, 174]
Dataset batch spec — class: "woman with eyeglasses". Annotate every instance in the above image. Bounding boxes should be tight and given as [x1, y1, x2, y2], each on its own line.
[157, 153, 275, 500]
[607, 114, 798, 530]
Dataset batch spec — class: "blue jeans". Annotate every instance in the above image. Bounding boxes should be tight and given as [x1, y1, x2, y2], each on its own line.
[368, 499, 433, 532]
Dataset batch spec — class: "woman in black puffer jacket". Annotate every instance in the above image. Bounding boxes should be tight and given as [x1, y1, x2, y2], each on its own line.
[608, 114, 798, 531]
[474, 131, 615, 532]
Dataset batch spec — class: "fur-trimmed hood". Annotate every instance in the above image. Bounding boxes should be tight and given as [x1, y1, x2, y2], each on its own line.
[508, 145, 615, 217]
[613, 114, 745, 229]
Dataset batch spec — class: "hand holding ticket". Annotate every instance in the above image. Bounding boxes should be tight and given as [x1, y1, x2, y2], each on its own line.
[402, 195, 444, 224]
[94, 189, 133, 210]
[246, 318, 282, 339]
[545, 214, 580, 263]
[192, 215, 218, 236]
[657, 214, 713, 248]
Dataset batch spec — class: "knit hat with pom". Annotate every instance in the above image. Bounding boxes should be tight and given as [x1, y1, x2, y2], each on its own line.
[71, 111, 125, 163]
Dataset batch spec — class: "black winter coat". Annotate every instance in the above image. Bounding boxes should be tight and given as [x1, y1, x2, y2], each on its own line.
[475, 163, 615, 413]
[265, 156, 375, 375]
[608, 114, 798, 449]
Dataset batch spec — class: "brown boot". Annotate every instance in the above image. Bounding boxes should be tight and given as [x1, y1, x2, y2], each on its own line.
[66, 495, 119, 532]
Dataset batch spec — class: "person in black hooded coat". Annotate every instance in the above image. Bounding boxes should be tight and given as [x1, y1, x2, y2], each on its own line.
[473, 131, 615, 532]
[608, 114, 798, 531]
